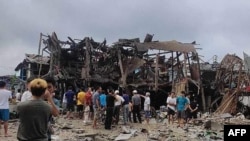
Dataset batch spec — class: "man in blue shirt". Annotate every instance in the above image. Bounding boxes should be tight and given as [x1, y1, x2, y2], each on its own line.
[176, 91, 188, 128]
[65, 86, 75, 119]
[122, 90, 130, 125]
[92, 86, 102, 129]
[99, 90, 107, 108]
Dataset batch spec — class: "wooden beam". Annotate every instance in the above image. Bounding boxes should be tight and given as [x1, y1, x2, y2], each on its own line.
[196, 52, 206, 111]
[155, 54, 159, 91]
[147, 51, 172, 56]
[84, 37, 91, 81]
[118, 49, 126, 88]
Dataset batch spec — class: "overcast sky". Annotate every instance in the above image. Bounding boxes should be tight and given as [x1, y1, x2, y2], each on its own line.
[1, 0, 250, 76]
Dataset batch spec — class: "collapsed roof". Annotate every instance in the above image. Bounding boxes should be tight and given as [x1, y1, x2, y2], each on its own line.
[16, 33, 201, 94]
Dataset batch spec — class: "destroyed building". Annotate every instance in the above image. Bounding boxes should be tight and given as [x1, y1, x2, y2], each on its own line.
[14, 32, 250, 115]
[207, 54, 250, 118]
[15, 32, 208, 110]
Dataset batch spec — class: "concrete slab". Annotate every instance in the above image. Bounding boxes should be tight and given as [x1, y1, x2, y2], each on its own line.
[115, 129, 137, 140]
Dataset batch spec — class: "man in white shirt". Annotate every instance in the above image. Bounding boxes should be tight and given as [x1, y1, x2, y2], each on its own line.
[15, 89, 22, 102]
[166, 92, 176, 125]
[21, 77, 34, 102]
[62, 92, 67, 113]
[113, 90, 124, 124]
[140, 92, 151, 124]
[185, 93, 191, 123]
[0, 81, 12, 137]
[21, 91, 32, 102]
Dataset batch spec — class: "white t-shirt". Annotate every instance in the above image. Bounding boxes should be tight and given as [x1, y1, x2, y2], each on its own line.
[144, 97, 150, 111]
[21, 90, 32, 102]
[0, 89, 12, 109]
[16, 92, 22, 101]
[115, 95, 124, 106]
[186, 97, 190, 104]
[166, 96, 176, 111]
[62, 93, 67, 103]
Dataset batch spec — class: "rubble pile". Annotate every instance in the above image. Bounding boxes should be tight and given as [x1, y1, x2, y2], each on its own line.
[215, 91, 238, 114]
[3, 112, 250, 141]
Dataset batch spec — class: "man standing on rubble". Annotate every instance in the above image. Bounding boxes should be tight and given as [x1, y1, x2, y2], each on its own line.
[176, 91, 188, 128]
[0, 81, 12, 137]
[122, 90, 130, 125]
[15, 89, 22, 102]
[184, 93, 191, 123]
[76, 87, 86, 119]
[92, 86, 102, 129]
[105, 89, 118, 130]
[187, 97, 199, 123]
[83, 87, 93, 124]
[166, 91, 176, 125]
[65, 86, 76, 119]
[132, 90, 142, 123]
[140, 92, 151, 124]
[113, 90, 124, 125]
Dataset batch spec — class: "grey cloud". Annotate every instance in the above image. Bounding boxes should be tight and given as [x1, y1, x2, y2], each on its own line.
[1, 0, 250, 75]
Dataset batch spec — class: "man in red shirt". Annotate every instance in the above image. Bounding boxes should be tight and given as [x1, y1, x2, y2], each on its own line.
[84, 87, 93, 124]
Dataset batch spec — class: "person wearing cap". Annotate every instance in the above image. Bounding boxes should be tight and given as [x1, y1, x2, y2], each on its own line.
[140, 92, 151, 124]
[113, 90, 124, 125]
[131, 90, 142, 123]
[16, 78, 59, 141]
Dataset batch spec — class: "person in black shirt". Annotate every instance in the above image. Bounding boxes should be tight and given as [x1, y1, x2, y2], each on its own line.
[188, 98, 199, 123]
[104, 89, 118, 130]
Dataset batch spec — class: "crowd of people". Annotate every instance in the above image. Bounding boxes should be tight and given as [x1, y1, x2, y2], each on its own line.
[0, 76, 199, 141]
[166, 91, 199, 128]
[61, 86, 151, 130]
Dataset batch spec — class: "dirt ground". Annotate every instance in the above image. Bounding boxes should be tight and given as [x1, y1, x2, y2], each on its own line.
[0, 115, 225, 141]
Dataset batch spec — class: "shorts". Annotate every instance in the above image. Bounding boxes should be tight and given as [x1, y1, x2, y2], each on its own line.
[84, 106, 90, 112]
[167, 107, 175, 116]
[0, 109, 9, 121]
[62, 102, 67, 110]
[89, 105, 94, 112]
[188, 111, 198, 119]
[77, 105, 84, 112]
[144, 111, 151, 118]
[93, 108, 100, 120]
[67, 104, 75, 112]
[177, 110, 185, 119]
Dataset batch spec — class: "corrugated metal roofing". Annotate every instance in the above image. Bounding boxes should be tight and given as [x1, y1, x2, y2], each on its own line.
[135, 40, 196, 53]
[25, 54, 50, 65]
